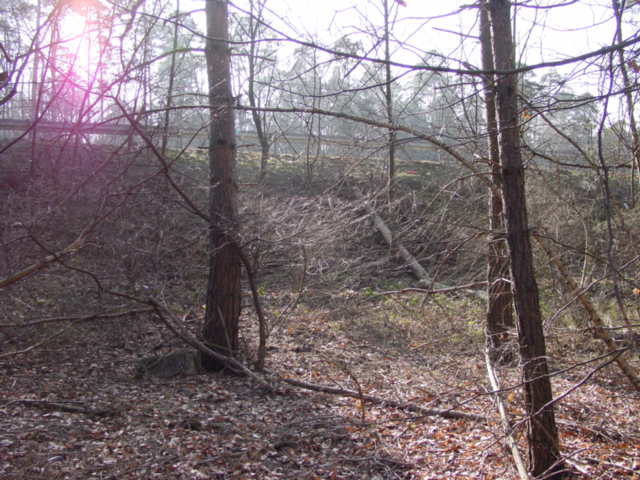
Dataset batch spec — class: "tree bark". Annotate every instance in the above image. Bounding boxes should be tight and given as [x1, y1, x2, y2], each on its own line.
[488, 1, 564, 477]
[202, 0, 242, 371]
[479, 0, 514, 365]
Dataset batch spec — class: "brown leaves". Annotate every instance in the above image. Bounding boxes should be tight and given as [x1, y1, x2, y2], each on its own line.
[3, 291, 640, 479]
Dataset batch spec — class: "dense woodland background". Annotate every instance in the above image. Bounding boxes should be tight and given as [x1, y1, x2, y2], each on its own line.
[1, 0, 640, 478]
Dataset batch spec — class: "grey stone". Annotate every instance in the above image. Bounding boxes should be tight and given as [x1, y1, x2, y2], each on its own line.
[134, 349, 203, 379]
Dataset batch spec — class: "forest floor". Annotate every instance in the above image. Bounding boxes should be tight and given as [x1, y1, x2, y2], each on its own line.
[1, 293, 639, 480]
[1, 146, 640, 479]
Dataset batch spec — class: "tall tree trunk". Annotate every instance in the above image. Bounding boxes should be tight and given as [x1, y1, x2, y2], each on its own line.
[247, 0, 271, 182]
[479, 0, 514, 365]
[304, 52, 322, 188]
[161, 0, 180, 156]
[30, 0, 43, 177]
[488, 1, 563, 477]
[383, 0, 396, 202]
[611, 0, 640, 208]
[202, 0, 242, 371]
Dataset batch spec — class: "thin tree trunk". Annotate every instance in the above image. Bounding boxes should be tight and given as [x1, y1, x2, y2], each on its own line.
[489, 1, 563, 477]
[30, 0, 42, 173]
[383, 0, 396, 202]
[31, 0, 55, 176]
[479, 0, 514, 365]
[304, 73, 323, 188]
[161, 0, 180, 156]
[202, 0, 242, 371]
[612, 0, 640, 208]
[247, 0, 271, 182]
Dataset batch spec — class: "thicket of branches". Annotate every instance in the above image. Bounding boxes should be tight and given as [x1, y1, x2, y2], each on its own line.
[1, 0, 640, 478]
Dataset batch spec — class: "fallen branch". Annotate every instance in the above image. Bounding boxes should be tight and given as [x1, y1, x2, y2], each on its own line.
[9, 399, 117, 417]
[275, 374, 485, 422]
[0, 307, 154, 329]
[485, 353, 529, 480]
[556, 419, 640, 443]
[358, 192, 486, 300]
[149, 300, 483, 421]
[0, 324, 72, 359]
[0, 233, 85, 289]
[148, 301, 275, 391]
[534, 234, 640, 392]
[375, 282, 488, 297]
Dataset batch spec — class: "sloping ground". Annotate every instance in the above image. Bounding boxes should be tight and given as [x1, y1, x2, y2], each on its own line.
[1, 144, 640, 479]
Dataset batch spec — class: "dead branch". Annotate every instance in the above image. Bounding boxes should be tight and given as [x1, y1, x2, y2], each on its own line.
[0, 308, 154, 329]
[0, 233, 85, 289]
[534, 234, 640, 392]
[275, 374, 485, 422]
[148, 301, 275, 391]
[9, 399, 117, 417]
[358, 192, 487, 300]
[375, 282, 488, 297]
[237, 247, 268, 371]
[112, 97, 209, 222]
[484, 353, 529, 480]
[0, 324, 73, 359]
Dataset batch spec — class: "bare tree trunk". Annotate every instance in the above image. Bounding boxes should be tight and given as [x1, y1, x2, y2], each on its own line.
[31, 0, 56, 177]
[383, 0, 396, 202]
[489, 1, 563, 477]
[247, 0, 271, 182]
[161, 0, 180, 156]
[479, 0, 514, 365]
[611, 0, 640, 208]
[202, 0, 242, 371]
[304, 59, 323, 188]
[30, 0, 42, 174]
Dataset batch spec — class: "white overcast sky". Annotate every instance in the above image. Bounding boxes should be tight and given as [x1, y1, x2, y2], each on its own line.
[237, 0, 619, 62]
[178, 0, 628, 94]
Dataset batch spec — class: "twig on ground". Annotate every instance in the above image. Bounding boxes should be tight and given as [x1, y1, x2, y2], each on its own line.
[274, 373, 485, 422]
[0, 233, 86, 289]
[484, 352, 529, 480]
[8, 399, 117, 417]
[0, 324, 73, 358]
[0, 307, 154, 329]
[375, 282, 488, 297]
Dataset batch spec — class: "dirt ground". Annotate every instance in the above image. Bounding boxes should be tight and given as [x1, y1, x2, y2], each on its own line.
[1, 146, 639, 479]
[2, 296, 639, 480]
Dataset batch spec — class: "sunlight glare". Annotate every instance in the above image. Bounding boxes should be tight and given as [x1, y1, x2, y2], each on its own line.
[60, 11, 87, 56]
[55, 3, 105, 119]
